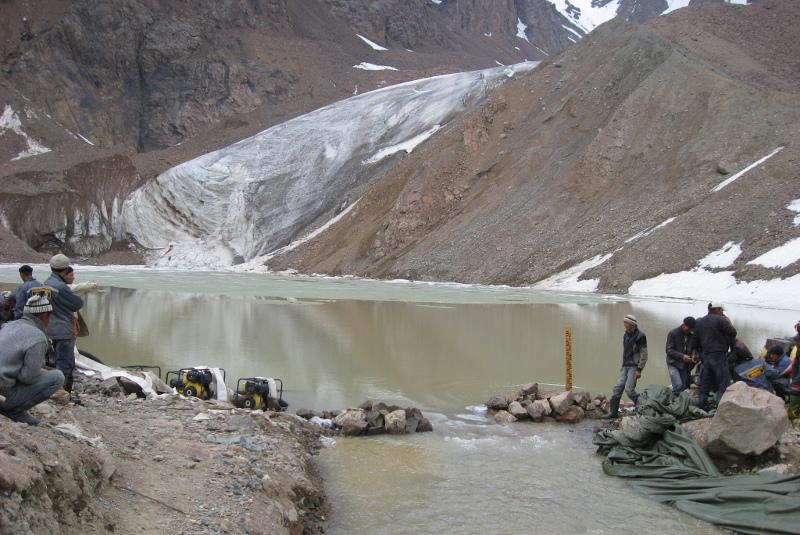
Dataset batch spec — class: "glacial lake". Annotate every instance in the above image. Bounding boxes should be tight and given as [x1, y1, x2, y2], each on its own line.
[2, 264, 795, 533]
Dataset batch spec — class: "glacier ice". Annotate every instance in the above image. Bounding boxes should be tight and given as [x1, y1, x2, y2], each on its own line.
[122, 62, 538, 269]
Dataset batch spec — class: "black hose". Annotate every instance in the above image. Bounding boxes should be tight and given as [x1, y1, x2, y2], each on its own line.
[78, 349, 105, 365]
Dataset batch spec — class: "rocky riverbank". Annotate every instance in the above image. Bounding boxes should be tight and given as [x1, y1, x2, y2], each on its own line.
[295, 400, 433, 437]
[484, 383, 612, 425]
[0, 374, 327, 535]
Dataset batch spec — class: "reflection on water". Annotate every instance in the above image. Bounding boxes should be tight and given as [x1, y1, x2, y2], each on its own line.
[0, 267, 791, 534]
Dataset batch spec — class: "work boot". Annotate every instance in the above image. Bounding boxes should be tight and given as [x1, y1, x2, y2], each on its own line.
[602, 397, 620, 419]
[9, 412, 40, 426]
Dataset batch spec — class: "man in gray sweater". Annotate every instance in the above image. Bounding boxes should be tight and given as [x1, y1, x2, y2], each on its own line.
[44, 254, 83, 397]
[0, 292, 65, 425]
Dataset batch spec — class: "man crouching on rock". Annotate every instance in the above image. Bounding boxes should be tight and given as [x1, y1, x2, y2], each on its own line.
[0, 293, 65, 425]
[603, 314, 648, 419]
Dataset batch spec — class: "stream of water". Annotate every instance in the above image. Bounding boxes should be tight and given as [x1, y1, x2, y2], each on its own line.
[2, 265, 795, 533]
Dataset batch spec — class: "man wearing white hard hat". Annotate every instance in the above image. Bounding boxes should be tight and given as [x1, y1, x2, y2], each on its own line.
[0, 292, 65, 425]
[44, 254, 84, 401]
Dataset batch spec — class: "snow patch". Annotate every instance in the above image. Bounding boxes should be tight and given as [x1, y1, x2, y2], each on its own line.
[711, 147, 784, 192]
[543, 0, 622, 34]
[353, 62, 398, 71]
[662, 0, 692, 15]
[625, 217, 676, 244]
[516, 18, 530, 42]
[787, 199, 800, 227]
[532, 253, 613, 292]
[562, 25, 583, 39]
[0, 104, 51, 160]
[356, 34, 388, 51]
[630, 270, 800, 310]
[364, 125, 441, 164]
[77, 133, 95, 146]
[748, 237, 800, 269]
[698, 241, 742, 269]
[495, 60, 505, 67]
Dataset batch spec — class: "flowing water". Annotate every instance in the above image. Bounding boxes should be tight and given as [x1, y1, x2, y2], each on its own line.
[2, 265, 795, 534]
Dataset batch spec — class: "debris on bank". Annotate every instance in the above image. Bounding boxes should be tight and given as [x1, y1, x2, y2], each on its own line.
[483, 382, 611, 424]
[294, 400, 434, 437]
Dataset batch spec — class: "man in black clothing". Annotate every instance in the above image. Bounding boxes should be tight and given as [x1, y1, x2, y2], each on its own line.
[693, 302, 737, 411]
[666, 316, 696, 394]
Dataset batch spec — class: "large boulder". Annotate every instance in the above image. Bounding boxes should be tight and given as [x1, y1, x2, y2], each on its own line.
[555, 405, 584, 424]
[493, 410, 517, 424]
[549, 391, 574, 415]
[527, 399, 552, 421]
[417, 417, 433, 432]
[508, 401, 528, 420]
[333, 408, 366, 429]
[521, 383, 538, 397]
[572, 391, 592, 409]
[486, 396, 509, 410]
[707, 382, 789, 457]
[385, 410, 407, 434]
[341, 420, 368, 436]
[405, 407, 423, 433]
[682, 419, 712, 450]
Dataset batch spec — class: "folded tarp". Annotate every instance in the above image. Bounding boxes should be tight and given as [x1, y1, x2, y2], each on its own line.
[594, 385, 800, 534]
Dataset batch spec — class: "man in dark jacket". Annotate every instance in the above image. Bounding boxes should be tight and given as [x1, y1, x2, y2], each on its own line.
[14, 264, 41, 319]
[666, 317, 696, 394]
[0, 293, 65, 425]
[44, 254, 83, 398]
[693, 302, 737, 411]
[603, 314, 648, 419]
[1, 292, 15, 326]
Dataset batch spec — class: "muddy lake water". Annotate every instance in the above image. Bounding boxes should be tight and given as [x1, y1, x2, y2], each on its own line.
[3, 265, 796, 533]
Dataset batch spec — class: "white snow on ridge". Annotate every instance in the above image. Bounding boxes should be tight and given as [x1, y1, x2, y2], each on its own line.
[516, 19, 530, 42]
[356, 34, 388, 51]
[630, 270, 800, 310]
[625, 217, 676, 244]
[0, 104, 51, 160]
[711, 146, 784, 192]
[122, 63, 538, 269]
[532, 253, 613, 292]
[77, 133, 95, 146]
[561, 25, 583, 39]
[698, 241, 742, 269]
[354, 62, 398, 71]
[364, 125, 441, 164]
[748, 237, 800, 269]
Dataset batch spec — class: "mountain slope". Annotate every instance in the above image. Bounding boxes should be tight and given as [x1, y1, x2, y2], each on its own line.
[265, 0, 799, 305]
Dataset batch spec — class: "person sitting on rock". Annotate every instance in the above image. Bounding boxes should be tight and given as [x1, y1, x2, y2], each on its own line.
[603, 314, 647, 419]
[764, 345, 793, 400]
[0, 292, 65, 425]
[731, 352, 772, 393]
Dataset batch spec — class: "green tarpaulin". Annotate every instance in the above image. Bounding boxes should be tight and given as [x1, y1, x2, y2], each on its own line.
[594, 385, 800, 534]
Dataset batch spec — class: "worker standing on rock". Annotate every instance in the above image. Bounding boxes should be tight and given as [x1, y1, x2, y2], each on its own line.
[0, 293, 65, 425]
[44, 254, 84, 402]
[603, 314, 648, 419]
[665, 316, 696, 393]
[13, 264, 41, 319]
[693, 302, 737, 411]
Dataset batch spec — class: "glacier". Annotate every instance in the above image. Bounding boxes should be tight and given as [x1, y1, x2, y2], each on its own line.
[122, 62, 538, 269]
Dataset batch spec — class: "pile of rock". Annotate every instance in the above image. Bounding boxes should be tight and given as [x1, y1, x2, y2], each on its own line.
[295, 400, 433, 437]
[485, 383, 609, 424]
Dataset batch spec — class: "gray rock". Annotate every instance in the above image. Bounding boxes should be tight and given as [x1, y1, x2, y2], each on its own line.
[486, 395, 509, 410]
[385, 410, 407, 434]
[521, 383, 538, 396]
[341, 420, 368, 436]
[493, 410, 517, 424]
[333, 409, 366, 429]
[100, 377, 123, 397]
[527, 399, 551, 421]
[366, 410, 385, 429]
[417, 417, 433, 432]
[358, 400, 373, 411]
[682, 418, 712, 450]
[555, 405, 584, 424]
[548, 391, 574, 415]
[707, 382, 789, 457]
[717, 161, 731, 175]
[295, 408, 315, 420]
[572, 391, 592, 409]
[508, 401, 528, 419]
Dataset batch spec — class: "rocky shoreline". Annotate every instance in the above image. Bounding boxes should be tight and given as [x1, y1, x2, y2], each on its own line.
[484, 383, 612, 425]
[0, 374, 328, 535]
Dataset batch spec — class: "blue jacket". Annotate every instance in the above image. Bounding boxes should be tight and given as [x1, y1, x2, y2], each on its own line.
[44, 273, 83, 341]
[13, 278, 41, 319]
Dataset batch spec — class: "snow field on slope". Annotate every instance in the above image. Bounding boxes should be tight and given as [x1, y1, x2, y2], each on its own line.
[0, 104, 51, 160]
[122, 63, 538, 269]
